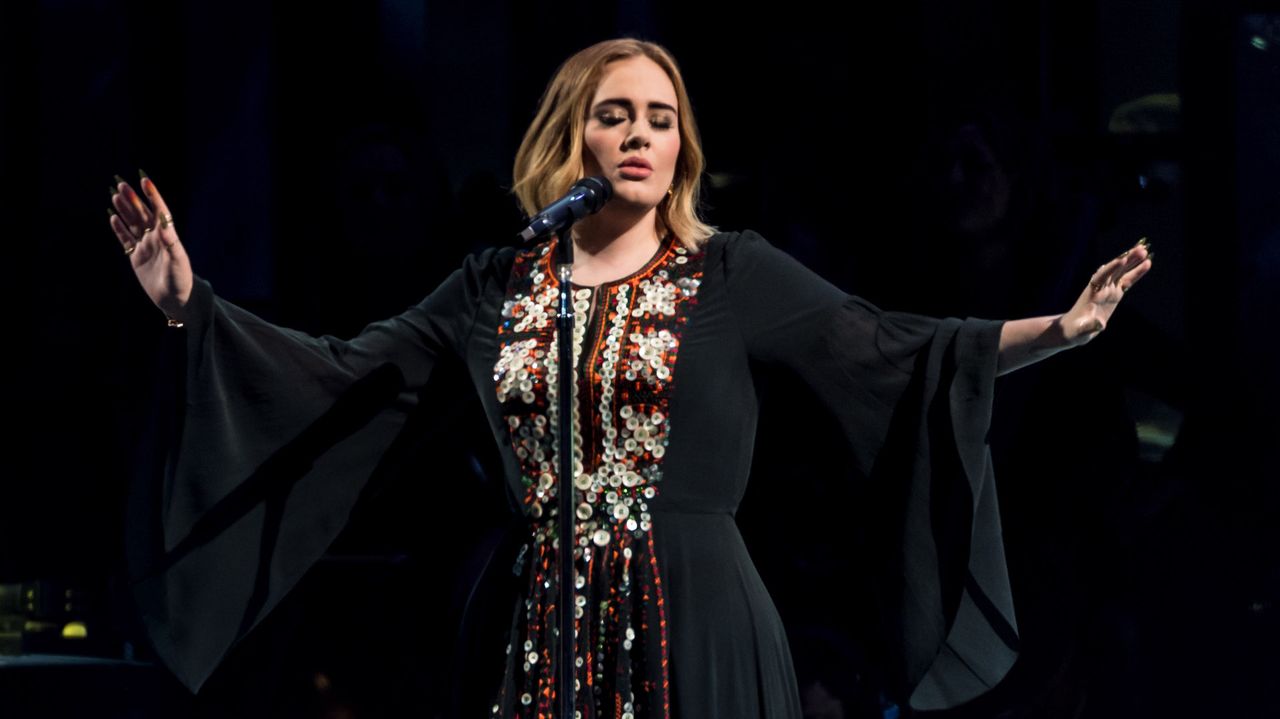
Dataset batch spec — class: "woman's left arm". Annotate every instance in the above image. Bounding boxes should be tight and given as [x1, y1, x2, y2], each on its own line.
[997, 238, 1153, 376]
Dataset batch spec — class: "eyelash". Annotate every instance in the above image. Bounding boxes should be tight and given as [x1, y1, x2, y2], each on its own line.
[598, 115, 674, 130]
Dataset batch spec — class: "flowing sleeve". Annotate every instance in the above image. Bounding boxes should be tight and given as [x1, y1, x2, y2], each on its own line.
[723, 230, 1018, 711]
[126, 247, 508, 694]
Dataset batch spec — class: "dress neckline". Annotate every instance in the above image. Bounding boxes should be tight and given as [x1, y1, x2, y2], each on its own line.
[549, 231, 675, 290]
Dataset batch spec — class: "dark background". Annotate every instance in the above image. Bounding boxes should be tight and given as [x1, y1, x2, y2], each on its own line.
[2, 0, 1277, 717]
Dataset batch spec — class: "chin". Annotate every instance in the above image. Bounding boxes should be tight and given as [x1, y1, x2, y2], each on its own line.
[611, 187, 662, 209]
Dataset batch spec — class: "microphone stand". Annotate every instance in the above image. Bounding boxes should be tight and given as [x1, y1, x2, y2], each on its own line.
[553, 228, 578, 719]
[517, 176, 609, 719]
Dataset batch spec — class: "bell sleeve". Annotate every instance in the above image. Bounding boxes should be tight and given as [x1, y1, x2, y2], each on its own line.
[126, 247, 506, 694]
[723, 230, 1018, 711]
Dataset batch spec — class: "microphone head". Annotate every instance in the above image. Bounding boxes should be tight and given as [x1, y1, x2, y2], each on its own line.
[575, 176, 613, 210]
[518, 176, 616, 242]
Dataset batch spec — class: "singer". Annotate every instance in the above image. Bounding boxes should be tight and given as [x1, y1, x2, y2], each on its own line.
[109, 37, 1152, 718]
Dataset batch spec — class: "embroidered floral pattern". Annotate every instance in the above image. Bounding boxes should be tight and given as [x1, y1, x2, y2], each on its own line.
[489, 234, 705, 718]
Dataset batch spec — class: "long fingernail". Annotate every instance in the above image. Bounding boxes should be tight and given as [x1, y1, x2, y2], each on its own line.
[114, 174, 127, 187]
[1137, 237, 1150, 248]
[107, 207, 117, 218]
[110, 186, 119, 198]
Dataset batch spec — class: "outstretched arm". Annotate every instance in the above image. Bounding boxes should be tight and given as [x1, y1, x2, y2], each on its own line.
[997, 238, 1153, 376]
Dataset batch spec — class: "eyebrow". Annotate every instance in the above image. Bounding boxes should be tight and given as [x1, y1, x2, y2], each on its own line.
[593, 98, 678, 114]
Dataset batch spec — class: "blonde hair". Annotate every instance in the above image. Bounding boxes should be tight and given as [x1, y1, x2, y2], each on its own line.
[512, 37, 718, 251]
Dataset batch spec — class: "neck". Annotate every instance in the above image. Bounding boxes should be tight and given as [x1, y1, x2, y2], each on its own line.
[570, 204, 664, 261]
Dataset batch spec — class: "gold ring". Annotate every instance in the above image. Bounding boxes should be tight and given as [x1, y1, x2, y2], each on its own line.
[160, 213, 174, 229]
[124, 243, 137, 256]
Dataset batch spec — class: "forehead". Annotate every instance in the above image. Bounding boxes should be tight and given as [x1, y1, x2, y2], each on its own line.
[591, 56, 678, 110]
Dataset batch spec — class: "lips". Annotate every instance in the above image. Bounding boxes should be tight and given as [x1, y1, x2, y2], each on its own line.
[618, 158, 653, 180]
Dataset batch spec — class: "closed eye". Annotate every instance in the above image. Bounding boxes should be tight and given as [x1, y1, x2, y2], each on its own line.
[597, 115, 675, 130]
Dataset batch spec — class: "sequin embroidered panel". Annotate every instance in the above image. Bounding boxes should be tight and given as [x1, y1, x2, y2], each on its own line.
[489, 235, 705, 718]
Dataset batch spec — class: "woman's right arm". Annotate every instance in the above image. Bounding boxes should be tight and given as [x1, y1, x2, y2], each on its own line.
[108, 172, 505, 692]
[108, 173, 497, 388]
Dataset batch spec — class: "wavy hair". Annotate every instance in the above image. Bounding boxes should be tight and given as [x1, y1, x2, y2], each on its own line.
[512, 38, 717, 250]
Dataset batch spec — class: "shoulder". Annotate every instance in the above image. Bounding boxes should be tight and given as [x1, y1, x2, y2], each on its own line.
[705, 229, 851, 309]
[701, 228, 807, 278]
[468, 242, 520, 270]
[700, 228, 778, 269]
[417, 243, 520, 306]
[456, 243, 520, 284]
[702, 228, 767, 252]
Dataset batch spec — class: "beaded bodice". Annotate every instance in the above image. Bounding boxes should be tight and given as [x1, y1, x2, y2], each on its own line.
[489, 232, 705, 717]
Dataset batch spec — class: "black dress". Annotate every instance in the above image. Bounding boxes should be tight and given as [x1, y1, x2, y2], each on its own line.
[127, 229, 1019, 717]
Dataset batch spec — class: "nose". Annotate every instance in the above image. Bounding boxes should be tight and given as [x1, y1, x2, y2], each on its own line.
[622, 128, 649, 151]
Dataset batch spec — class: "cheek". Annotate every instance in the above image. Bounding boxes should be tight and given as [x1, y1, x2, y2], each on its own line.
[580, 142, 604, 171]
[582, 132, 614, 166]
[661, 137, 681, 173]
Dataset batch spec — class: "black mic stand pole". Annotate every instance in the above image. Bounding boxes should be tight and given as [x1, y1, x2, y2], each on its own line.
[517, 175, 610, 719]
[553, 226, 578, 719]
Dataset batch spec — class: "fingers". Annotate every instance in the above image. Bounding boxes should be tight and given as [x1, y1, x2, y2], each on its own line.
[138, 174, 177, 248]
[108, 171, 181, 261]
[1111, 239, 1153, 292]
[112, 175, 154, 237]
[1089, 260, 1118, 293]
[1118, 253, 1153, 292]
[108, 210, 140, 256]
[1091, 238, 1153, 293]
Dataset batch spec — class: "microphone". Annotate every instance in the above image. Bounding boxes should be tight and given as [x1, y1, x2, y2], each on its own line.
[518, 176, 613, 242]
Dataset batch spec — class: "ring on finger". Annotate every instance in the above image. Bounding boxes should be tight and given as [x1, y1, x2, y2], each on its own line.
[160, 212, 174, 229]
[124, 242, 137, 256]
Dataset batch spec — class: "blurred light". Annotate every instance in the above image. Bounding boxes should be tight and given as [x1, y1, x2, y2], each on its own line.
[61, 622, 87, 639]
[1251, 36, 1269, 51]
[1138, 174, 1149, 190]
[1136, 422, 1178, 448]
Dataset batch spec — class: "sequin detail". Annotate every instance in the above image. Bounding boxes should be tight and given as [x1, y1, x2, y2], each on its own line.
[489, 236, 704, 718]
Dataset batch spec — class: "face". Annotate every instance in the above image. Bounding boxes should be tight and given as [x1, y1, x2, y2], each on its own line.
[581, 55, 681, 215]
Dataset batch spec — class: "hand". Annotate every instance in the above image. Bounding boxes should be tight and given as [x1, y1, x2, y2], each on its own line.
[1059, 238, 1154, 346]
[108, 172, 193, 323]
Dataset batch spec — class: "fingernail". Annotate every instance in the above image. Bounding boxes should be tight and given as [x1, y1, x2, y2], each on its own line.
[1137, 237, 1150, 248]
[138, 169, 151, 192]
[107, 207, 117, 218]
[114, 174, 127, 187]
[110, 186, 119, 198]
[1148, 251, 1156, 261]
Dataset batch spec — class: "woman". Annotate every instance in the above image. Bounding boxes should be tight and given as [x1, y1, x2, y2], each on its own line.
[108, 38, 1151, 718]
